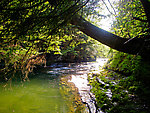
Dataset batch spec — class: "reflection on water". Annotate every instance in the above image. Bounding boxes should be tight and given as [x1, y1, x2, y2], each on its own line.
[0, 75, 68, 113]
[0, 58, 108, 113]
[60, 76, 86, 113]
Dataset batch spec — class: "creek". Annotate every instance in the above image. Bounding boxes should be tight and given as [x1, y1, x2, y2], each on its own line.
[0, 58, 108, 113]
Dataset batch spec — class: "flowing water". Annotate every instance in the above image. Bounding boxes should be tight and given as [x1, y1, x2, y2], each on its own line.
[0, 58, 108, 113]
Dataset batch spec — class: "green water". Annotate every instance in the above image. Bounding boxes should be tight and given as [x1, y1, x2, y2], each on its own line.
[0, 74, 68, 113]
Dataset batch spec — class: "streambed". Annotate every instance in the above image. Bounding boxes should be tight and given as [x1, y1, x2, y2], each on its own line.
[0, 58, 108, 113]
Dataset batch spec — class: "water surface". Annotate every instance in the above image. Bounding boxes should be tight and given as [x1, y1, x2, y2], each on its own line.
[0, 75, 68, 113]
[0, 58, 108, 113]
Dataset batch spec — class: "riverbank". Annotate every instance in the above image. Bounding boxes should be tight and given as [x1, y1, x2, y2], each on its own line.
[57, 58, 108, 112]
[0, 58, 108, 113]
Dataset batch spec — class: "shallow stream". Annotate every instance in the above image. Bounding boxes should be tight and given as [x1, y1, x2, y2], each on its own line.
[0, 58, 108, 113]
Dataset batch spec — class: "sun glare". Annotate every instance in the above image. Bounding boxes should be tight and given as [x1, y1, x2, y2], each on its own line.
[96, 0, 118, 31]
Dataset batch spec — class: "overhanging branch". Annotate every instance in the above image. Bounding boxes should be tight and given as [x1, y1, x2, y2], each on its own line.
[71, 15, 145, 55]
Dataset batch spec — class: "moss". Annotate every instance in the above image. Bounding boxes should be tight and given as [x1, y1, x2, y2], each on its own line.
[89, 52, 150, 113]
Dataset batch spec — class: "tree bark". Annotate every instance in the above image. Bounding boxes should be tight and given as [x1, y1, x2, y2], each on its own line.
[71, 15, 144, 55]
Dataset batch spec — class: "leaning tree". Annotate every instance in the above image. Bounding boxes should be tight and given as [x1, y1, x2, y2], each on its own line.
[71, 0, 150, 59]
[0, 0, 150, 80]
[1, 0, 150, 57]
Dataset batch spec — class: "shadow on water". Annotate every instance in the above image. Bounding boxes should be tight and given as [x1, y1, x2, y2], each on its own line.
[0, 74, 68, 113]
[0, 58, 108, 113]
[0, 68, 86, 113]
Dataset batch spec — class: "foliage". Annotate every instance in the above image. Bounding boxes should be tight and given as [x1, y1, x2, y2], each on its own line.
[89, 53, 150, 112]
[0, 0, 108, 80]
[112, 0, 149, 39]
[60, 29, 109, 62]
[89, 0, 150, 112]
[106, 52, 141, 74]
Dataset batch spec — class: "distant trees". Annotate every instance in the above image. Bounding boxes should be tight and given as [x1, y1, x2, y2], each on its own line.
[71, 0, 150, 59]
[0, 0, 150, 80]
[88, 1, 150, 112]
[0, 0, 103, 80]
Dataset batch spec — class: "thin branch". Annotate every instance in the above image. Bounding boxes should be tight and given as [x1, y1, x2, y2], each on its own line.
[108, 0, 117, 15]
[101, 0, 115, 15]
[46, 0, 90, 36]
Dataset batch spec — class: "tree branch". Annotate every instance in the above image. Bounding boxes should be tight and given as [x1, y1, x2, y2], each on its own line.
[101, 0, 115, 15]
[108, 0, 117, 15]
[71, 15, 144, 55]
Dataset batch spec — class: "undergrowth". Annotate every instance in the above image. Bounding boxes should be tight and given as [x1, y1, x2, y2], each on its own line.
[89, 52, 150, 113]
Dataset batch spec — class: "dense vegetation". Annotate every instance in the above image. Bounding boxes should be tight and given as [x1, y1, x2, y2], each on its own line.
[88, 0, 150, 112]
[0, 0, 108, 81]
[89, 53, 150, 112]
[0, 0, 150, 112]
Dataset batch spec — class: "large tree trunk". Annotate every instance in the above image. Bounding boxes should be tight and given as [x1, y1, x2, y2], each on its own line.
[71, 15, 146, 56]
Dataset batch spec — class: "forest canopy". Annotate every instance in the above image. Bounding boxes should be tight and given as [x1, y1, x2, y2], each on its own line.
[0, 0, 150, 81]
[1, 0, 150, 112]
[0, 0, 109, 80]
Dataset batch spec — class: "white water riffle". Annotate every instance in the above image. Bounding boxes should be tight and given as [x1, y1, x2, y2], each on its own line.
[69, 58, 108, 113]
[46, 58, 108, 112]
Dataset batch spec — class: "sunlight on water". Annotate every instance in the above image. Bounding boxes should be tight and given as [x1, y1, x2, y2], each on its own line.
[0, 58, 108, 113]
[68, 58, 108, 113]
